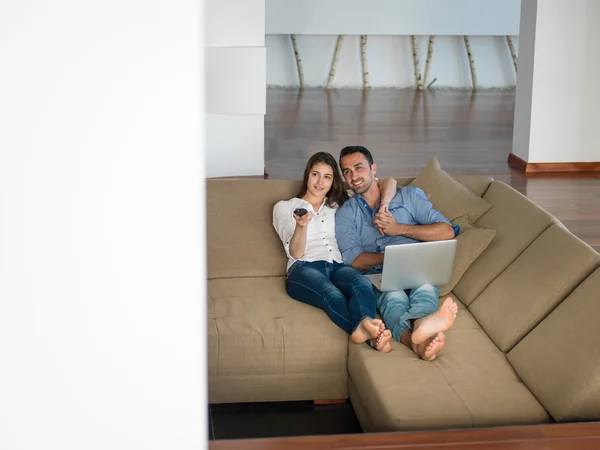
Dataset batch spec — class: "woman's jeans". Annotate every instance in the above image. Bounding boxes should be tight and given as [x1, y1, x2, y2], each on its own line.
[375, 284, 440, 342]
[286, 260, 377, 335]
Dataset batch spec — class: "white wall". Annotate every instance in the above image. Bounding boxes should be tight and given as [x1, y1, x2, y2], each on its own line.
[267, 35, 519, 88]
[511, 0, 538, 161]
[266, 0, 521, 35]
[206, 0, 266, 178]
[0, 1, 205, 449]
[583, 0, 600, 162]
[528, 0, 588, 163]
[513, 0, 599, 163]
[266, 0, 521, 89]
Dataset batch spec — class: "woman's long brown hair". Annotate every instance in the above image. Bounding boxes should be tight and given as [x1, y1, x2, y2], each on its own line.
[296, 152, 349, 208]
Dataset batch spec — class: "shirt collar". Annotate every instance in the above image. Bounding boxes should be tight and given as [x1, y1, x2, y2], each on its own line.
[298, 197, 328, 213]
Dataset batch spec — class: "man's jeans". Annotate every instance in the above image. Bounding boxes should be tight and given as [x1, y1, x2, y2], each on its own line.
[286, 261, 377, 335]
[375, 284, 440, 342]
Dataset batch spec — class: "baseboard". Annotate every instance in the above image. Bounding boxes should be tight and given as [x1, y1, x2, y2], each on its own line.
[208, 174, 267, 180]
[508, 153, 600, 173]
[507, 153, 528, 172]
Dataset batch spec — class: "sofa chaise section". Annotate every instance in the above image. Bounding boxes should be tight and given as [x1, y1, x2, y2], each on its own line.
[347, 295, 551, 432]
[208, 277, 348, 403]
[207, 180, 350, 404]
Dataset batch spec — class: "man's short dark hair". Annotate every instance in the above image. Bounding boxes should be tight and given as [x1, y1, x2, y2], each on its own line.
[339, 145, 374, 167]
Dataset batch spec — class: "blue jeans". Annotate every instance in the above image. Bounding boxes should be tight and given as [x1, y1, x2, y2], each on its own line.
[286, 261, 377, 335]
[375, 284, 440, 342]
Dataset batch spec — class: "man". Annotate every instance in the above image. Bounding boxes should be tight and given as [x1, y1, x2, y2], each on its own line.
[335, 145, 459, 361]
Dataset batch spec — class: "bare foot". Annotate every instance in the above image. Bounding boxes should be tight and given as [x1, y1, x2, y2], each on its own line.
[411, 298, 458, 345]
[412, 332, 446, 361]
[351, 318, 383, 344]
[371, 329, 392, 353]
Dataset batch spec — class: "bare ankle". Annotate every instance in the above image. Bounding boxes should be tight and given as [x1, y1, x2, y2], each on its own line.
[399, 330, 412, 347]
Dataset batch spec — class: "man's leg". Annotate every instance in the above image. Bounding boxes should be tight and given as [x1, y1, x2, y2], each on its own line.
[406, 284, 440, 321]
[401, 285, 458, 360]
[385, 284, 458, 361]
[410, 287, 458, 345]
[376, 289, 411, 343]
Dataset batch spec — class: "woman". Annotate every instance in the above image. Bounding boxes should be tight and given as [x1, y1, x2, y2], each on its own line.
[272, 152, 396, 352]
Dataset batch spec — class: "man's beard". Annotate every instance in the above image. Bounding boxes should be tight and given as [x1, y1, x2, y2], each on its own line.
[350, 176, 373, 195]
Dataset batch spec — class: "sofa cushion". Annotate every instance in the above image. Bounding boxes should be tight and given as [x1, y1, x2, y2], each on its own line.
[454, 175, 494, 198]
[469, 224, 600, 352]
[409, 157, 492, 222]
[347, 295, 549, 431]
[439, 216, 496, 296]
[508, 267, 600, 422]
[207, 180, 302, 278]
[208, 277, 348, 403]
[395, 175, 493, 198]
[453, 181, 555, 306]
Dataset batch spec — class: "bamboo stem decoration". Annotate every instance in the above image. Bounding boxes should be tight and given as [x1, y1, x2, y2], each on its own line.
[411, 36, 423, 90]
[360, 35, 370, 89]
[423, 36, 435, 87]
[506, 35, 518, 74]
[290, 35, 304, 88]
[463, 36, 477, 89]
[327, 35, 345, 89]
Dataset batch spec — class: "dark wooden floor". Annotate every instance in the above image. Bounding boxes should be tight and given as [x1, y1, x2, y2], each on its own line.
[210, 422, 600, 450]
[265, 88, 600, 252]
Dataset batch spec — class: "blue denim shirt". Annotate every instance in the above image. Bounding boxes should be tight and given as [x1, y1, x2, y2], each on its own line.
[335, 186, 458, 274]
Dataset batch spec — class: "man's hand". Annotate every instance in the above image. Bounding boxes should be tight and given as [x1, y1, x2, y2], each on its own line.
[374, 210, 402, 236]
[375, 202, 390, 234]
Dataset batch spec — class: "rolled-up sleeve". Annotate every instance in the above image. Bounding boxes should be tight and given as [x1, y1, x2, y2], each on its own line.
[410, 187, 453, 229]
[273, 201, 297, 260]
[335, 203, 363, 265]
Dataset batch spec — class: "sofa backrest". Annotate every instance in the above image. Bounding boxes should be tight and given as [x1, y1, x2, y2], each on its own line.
[453, 181, 555, 305]
[507, 267, 600, 422]
[453, 180, 600, 422]
[394, 175, 494, 198]
[468, 223, 600, 352]
[207, 175, 493, 279]
[207, 179, 302, 278]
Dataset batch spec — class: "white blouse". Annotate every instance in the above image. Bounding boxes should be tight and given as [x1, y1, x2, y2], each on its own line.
[273, 197, 344, 272]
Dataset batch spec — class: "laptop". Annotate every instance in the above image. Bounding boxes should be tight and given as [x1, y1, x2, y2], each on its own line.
[365, 240, 457, 291]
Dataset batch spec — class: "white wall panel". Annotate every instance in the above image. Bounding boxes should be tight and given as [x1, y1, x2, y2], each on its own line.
[513, 0, 600, 164]
[206, 0, 265, 47]
[206, 114, 264, 177]
[267, 35, 519, 88]
[266, 0, 521, 36]
[528, 0, 587, 163]
[0, 1, 205, 449]
[512, 0, 537, 161]
[206, 47, 266, 115]
[583, 0, 600, 162]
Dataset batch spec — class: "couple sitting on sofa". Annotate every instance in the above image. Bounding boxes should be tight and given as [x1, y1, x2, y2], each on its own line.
[272, 146, 459, 360]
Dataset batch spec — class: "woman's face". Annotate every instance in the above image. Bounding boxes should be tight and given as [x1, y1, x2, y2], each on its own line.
[306, 162, 334, 199]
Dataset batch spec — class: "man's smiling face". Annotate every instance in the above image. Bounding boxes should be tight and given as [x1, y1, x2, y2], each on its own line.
[340, 152, 377, 195]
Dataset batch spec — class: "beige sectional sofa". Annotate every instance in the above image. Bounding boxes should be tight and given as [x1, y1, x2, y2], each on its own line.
[207, 161, 600, 432]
